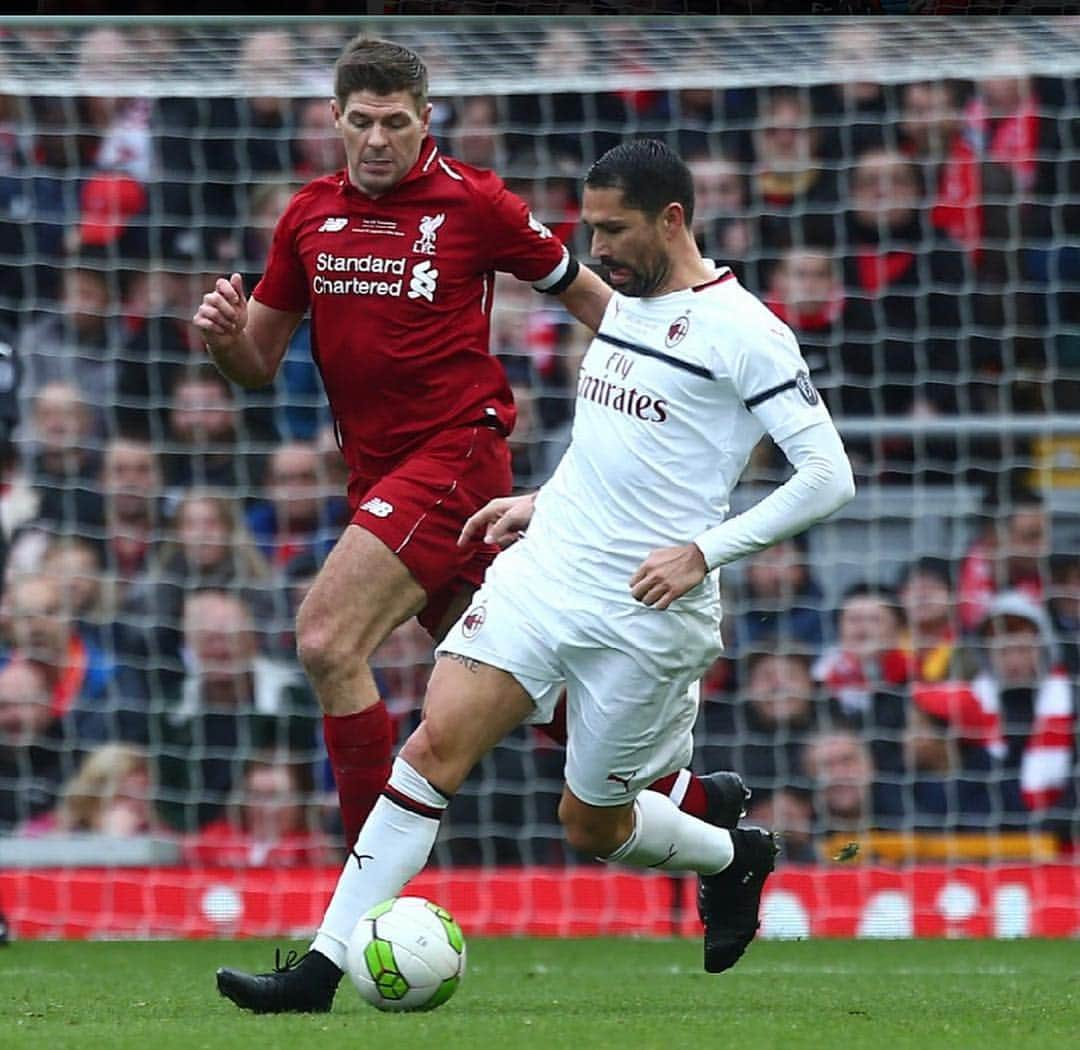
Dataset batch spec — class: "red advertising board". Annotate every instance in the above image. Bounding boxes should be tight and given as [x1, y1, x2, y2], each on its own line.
[2, 865, 1078, 940]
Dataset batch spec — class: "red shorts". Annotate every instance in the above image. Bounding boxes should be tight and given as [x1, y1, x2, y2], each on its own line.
[347, 424, 512, 636]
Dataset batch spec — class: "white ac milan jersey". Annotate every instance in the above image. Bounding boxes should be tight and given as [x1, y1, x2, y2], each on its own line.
[521, 267, 831, 611]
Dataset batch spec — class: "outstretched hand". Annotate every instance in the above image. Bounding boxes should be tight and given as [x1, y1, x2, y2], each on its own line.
[629, 543, 708, 609]
[459, 492, 538, 549]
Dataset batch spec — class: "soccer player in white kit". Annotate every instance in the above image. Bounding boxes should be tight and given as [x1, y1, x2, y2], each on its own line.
[217, 140, 855, 1013]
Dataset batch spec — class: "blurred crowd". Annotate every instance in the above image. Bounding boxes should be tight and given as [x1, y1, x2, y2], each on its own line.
[0, 22, 1078, 868]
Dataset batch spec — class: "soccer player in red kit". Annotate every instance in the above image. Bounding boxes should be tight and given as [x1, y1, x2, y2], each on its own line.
[195, 37, 745, 864]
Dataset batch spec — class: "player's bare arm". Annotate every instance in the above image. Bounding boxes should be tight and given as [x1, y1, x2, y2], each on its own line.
[458, 491, 537, 548]
[554, 264, 613, 332]
[629, 543, 708, 610]
[193, 272, 303, 388]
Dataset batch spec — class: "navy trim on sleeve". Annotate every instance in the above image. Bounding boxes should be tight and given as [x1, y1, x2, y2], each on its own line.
[744, 378, 797, 410]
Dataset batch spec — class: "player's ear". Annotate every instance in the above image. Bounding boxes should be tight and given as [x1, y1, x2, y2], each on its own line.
[419, 101, 433, 134]
[661, 202, 685, 235]
[330, 98, 342, 128]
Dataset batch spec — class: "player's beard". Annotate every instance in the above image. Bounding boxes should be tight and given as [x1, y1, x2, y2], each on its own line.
[599, 251, 671, 298]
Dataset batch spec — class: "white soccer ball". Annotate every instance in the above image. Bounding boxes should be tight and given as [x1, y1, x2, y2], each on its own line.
[345, 896, 467, 1012]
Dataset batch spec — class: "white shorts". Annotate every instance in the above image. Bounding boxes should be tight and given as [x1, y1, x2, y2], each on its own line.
[435, 542, 723, 806]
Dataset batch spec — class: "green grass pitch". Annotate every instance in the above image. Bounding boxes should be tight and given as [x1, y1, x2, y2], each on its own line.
[3, 937, 1077, 1050]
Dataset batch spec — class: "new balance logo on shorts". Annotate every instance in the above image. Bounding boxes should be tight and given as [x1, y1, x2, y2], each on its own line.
[318, 217, 348, 232]
[408, 260, 439, 302]
[360, 497, 394, 518]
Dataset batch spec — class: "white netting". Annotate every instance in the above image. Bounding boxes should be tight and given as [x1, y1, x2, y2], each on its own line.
[0, 16, 1078, 941]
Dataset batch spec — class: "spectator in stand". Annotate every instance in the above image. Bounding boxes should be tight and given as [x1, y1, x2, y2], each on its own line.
[74, 28, 154, 186]
[0, 657, 79, 831]
[731, 536, 827, 655]
[957, 482, 1049, 635]
[749, 86, 839, 254]
[151, 589, 319, 832]
[40, 536, 113, 653]
[292, 97, 347, 181]
[745, 787, 817, 865]
[20, 742, 160, 838]
[98, 436, 163, 601]
[0, 572, 117, 746]
[688, 152, 763, 291]
[802, 729, 906, 842]
[183, 753, 330, 867]
[161, 362, 275, 499]
[762, 245, 878, 436]
[17, 256, 124, 436]
[897, 557, 963, 684]
[8, 434, 164, 602]
[154, 28, 296, 264]
[0, 58, 32, 331]
[21, 381, 101, 535]
[117, 227, 275, 447]
[840, 144, 974, 482]
[119, 487, 276, 699]
[448, 96, 504, 170]
[505, 24, 625, 167]
[1047, 554, 1080, 677]
[702, 650, 821, 799]
[245, 440, 347, 568]
[814, 583, 914, 777]
[911, 591, 1075, 835]
[814, 22, 894, 162]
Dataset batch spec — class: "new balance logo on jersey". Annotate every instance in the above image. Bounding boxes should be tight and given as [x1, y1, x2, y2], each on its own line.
[408, 260, 439, 302]
[360, 497, 394, 518]
[318, 217, 348, 233]
[413, 212, 445, 254]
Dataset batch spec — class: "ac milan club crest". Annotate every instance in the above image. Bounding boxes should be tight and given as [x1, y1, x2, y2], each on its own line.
[462, 604, 486, 639]
[665, 315, 689, 347]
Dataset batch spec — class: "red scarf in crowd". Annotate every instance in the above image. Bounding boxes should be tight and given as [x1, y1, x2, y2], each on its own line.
[765, 289, 846, 332]
[932, 93, 1040, 255]
[957, 539, 1044, 633]
[913, 671, 1074, 810]
[854, 250, 916, 295]
[814, 645, 915, 715]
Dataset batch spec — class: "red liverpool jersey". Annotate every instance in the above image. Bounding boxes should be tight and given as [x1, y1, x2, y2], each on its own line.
[253, 137, 571, 477]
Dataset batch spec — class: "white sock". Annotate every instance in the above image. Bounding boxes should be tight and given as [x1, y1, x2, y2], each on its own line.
[311, 758, 448, 969]
[604, 789, 734, 875]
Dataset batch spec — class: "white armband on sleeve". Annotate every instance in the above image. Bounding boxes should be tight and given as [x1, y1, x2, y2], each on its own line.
[693, 420, 856, 571]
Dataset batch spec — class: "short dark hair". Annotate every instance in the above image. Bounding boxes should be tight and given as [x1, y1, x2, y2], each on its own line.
[896, 556, 952, 593]
[839, 581, 906, 628]
[334, 36, 428, 111]
[585, 139, 695, 225]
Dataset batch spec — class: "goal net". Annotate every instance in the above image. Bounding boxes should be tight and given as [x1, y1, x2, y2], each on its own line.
[0, 15, 1078, 941]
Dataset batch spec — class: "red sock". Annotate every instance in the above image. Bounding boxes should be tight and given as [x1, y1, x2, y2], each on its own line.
[323, 703, 394, 848]
[648, 769, 708, 819]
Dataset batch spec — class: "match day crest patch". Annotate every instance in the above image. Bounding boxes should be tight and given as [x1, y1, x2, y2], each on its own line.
[665, 315, 689, 347]
[795, 369, 819, 406]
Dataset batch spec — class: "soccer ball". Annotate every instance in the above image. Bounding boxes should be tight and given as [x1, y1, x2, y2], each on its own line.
[345, 896, 466, 1012]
